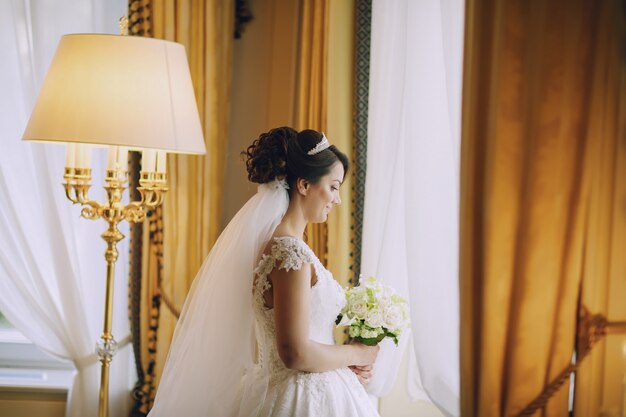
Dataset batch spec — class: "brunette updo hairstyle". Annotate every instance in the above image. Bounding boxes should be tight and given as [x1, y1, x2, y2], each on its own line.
[242, 127, 349, 193]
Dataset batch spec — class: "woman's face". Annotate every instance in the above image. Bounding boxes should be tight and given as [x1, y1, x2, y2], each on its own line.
[302, 162, 344, 223]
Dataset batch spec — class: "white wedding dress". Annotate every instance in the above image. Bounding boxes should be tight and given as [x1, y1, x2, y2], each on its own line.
[148, 182, 379, 417]
[244, 236, 380, 417]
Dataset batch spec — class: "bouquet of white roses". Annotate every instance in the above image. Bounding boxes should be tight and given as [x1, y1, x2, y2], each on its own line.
[335, 276, 410, 346]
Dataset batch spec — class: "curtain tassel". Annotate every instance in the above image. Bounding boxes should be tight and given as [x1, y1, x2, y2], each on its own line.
[516, 305, 626, 416]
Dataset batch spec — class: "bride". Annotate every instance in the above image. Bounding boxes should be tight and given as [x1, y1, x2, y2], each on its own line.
[147, 127, 380, 417]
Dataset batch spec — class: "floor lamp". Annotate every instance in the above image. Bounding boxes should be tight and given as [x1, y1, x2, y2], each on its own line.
[21, 27, 206, 417]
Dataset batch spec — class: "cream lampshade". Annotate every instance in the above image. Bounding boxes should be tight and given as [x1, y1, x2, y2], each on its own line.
[23, 33, 206, 154]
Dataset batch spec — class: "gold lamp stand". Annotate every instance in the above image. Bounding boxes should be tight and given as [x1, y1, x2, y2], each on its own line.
[64, 164, 167, 417]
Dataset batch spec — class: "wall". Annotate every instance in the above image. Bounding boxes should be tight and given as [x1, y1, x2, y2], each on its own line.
[221, 0, 301, 228]
[0, 388, 66, 417]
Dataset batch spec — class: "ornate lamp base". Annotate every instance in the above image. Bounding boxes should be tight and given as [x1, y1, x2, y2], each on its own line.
[64, 164, 167, 417]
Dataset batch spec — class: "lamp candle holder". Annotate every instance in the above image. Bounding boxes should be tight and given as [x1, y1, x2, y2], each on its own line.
[63, 167, 93, 204]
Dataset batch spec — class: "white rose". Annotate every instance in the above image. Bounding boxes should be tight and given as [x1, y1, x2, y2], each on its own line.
[383, 305, 404, 330]
[378, 294, 393, 309]
[347, 287, 366, 304]
[383, 286, 395, 298]
[365, 308, 384, 328]
[349, 300, 368, 318]
[350, 300, 367, 319]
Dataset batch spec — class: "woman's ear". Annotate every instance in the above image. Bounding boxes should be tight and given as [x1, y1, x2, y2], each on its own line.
[296, 178, 309, 196]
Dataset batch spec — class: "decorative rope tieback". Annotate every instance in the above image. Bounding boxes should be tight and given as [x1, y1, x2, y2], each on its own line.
[516, 306, 626, 417]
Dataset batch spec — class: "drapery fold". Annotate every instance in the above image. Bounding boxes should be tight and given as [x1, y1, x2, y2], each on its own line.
[0, 2, 132, 416]
[364, 1, 463, 415]
[460, 0, 626, 416]
[295, 0, 330, 264]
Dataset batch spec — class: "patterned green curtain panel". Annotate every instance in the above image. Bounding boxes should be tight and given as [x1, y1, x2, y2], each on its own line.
[351, 0, 371, 285]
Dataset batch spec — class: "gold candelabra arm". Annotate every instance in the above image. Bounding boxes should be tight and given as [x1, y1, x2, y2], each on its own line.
[81, 200, 103, 220]
[63, 182, 78, 203]
[123, 202, 146, 223]
[64, 166, 106, 220]
[65, 167, 169, 222]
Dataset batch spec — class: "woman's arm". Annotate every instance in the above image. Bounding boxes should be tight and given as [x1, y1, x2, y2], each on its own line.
[271, 264, 379, 373]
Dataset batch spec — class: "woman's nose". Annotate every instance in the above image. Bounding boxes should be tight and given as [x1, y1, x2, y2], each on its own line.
[335, 194, 342, 205]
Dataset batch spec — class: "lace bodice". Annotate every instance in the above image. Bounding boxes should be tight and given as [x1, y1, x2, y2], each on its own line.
[252, 236, 346, 380]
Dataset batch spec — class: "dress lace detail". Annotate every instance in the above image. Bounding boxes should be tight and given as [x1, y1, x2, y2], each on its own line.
[255, 236, 316, 277]
[248, 236, 380, 417]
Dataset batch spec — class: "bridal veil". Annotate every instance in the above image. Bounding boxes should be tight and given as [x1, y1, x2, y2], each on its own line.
[148, 180, 289, 417]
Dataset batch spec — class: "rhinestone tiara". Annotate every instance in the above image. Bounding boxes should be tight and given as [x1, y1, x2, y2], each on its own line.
[307, 133, 330, 155]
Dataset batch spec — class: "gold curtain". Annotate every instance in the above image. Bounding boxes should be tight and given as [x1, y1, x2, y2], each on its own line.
[460, 1, 625, 416]
[136, 0, 234, 408]
[326, 0, 355, 286]
[295, 0, 330, 263]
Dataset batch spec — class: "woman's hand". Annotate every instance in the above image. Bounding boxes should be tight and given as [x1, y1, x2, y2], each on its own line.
[350, 364, 374, 386]
[351, 342, 380, 367]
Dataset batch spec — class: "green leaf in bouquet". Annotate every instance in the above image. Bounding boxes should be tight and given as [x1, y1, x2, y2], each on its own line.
[354, 333, 386, 346]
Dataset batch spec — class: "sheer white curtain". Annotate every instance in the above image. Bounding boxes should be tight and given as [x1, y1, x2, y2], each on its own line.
[0, 1, 132, 416]
[363, 1, 463, 416]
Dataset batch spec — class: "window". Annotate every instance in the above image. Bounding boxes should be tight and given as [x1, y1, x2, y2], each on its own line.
[0, 310, 74, 392]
